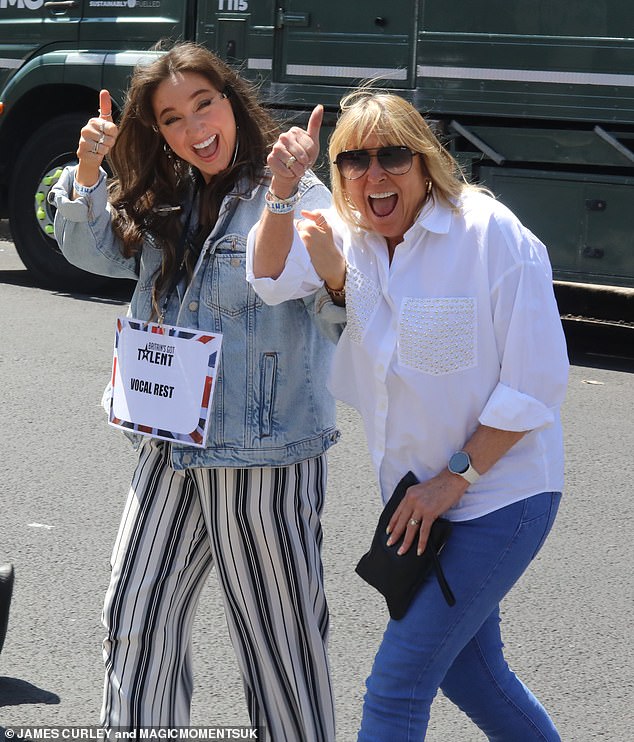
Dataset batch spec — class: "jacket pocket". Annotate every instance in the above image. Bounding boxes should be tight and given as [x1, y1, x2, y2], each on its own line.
[398, 297, 477, 375]
[259, 352, 278, 437]
[202, 237, 262, 318]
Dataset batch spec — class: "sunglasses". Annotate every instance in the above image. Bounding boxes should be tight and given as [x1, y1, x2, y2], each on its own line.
[334, 146, 418, 180]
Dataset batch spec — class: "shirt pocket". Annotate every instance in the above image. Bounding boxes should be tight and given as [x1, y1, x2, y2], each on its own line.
[398, 297, 477, 376]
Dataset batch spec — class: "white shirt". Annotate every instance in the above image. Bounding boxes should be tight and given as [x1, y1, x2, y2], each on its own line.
[247, 190, 569, 520]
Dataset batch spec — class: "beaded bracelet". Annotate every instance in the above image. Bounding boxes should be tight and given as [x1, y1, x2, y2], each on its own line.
[73, 178, 100, 196]
[265, 187, 300, 214]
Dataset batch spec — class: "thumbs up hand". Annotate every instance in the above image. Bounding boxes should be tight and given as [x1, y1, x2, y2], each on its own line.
[75, 89, 118, 191]
[267, 104, 324, 199]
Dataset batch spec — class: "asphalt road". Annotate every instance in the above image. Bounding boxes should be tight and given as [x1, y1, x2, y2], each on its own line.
[0, 229, 632, 740]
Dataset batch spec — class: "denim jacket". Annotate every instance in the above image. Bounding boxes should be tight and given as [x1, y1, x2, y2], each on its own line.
[51, 165, 341, 469]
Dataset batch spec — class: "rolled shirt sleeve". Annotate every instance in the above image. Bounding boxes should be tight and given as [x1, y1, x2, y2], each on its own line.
[479, 382, 556, 431]
[479, 243, 569, 432]
[246, 222, 324, 305]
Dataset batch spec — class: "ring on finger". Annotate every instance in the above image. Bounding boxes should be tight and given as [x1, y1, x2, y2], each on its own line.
[98, 132, 106, 145]
[92, 140, 100, 155]
[408, 518, 421, 527]
[286, 155, 297, 169]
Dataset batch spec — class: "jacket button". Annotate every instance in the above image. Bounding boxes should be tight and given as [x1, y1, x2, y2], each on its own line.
[188, 301, 198, 311]
[182, 454, 192, 465]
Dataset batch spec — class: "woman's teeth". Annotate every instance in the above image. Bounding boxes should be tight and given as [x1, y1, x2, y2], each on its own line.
[369, 192, 396, 200]
[369, 191, 398, 217]
[193, 134, 217, 150]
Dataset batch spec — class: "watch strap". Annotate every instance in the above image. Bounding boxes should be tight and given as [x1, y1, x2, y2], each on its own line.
[448, 450, 480, 485]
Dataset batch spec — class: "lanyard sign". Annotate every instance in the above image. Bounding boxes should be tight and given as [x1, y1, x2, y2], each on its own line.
[109, 317, 223, 448]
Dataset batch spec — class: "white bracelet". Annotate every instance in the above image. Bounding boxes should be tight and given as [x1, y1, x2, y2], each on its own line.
[265, 187, 300, 214]
[73, 178, 100, 196]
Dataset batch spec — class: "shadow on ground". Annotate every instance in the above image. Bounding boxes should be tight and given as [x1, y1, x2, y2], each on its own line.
[0, 676, 60, 707]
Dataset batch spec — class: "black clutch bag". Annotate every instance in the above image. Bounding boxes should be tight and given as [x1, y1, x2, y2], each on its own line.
[355, 471, 456, 620]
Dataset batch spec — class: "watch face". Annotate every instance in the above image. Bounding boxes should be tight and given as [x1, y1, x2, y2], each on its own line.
[449, 451, 470, 474]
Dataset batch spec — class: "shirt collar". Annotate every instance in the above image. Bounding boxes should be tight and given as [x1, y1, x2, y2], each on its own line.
[337, 192, 455, 246]
[413, 194, 453, 235]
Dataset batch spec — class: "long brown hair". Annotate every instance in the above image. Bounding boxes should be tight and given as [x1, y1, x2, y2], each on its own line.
[107, 41, 279, 316]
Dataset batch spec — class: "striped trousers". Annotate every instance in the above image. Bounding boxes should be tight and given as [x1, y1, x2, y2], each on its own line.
[101, 439, 335, 741]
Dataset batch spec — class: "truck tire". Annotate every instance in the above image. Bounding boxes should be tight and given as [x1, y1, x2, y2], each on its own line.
[9, 113, 113, 292]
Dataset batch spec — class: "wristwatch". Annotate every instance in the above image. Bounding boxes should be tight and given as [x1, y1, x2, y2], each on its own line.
[448, 450, 480, 485]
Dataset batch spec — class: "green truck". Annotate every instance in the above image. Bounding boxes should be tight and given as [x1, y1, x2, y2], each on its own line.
[1, 0, 633, 303]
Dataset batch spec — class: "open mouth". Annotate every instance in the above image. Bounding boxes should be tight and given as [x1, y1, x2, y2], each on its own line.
[369, 191, 398, 217]
[192, 133, 218, 159]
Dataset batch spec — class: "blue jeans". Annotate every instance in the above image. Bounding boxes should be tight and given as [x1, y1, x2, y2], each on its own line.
[358, 492, 562, 742]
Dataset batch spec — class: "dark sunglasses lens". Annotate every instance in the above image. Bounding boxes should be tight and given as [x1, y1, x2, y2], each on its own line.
[336, 147, 414, 179]
[337, 151, 370, 179]
[378, 147, 413, 174]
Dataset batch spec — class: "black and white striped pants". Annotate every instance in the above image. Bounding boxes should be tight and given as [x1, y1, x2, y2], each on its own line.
[101, 440, 335, 741]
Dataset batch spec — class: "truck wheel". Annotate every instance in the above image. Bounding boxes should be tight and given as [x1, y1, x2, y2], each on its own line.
[9, 113, 112, 292]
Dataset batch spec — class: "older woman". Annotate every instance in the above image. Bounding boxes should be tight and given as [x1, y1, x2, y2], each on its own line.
[248, 89, 569, 741]
[50, 42, 341, 739]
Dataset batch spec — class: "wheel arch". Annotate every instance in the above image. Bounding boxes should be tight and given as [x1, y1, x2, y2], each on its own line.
[1, 85, 91, 208]
[0, 48, 156, 213]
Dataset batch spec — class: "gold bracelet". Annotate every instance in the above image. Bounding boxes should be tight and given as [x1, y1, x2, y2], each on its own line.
[325, 267, 346, 300]
[325, 264, 347, 299]
[325, 284, 345, 299]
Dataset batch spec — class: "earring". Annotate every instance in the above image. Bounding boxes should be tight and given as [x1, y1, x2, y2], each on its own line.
[163, 141, 174, 160]
[228, 127, 240, 168]
[426, 179, 433, 196]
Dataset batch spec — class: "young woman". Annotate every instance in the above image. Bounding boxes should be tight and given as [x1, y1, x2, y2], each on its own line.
[51, 42, 340, 740]
[249, 89, 569, 741]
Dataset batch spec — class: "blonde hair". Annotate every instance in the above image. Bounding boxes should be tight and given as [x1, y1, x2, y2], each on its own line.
[328, 88, 481, 228]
